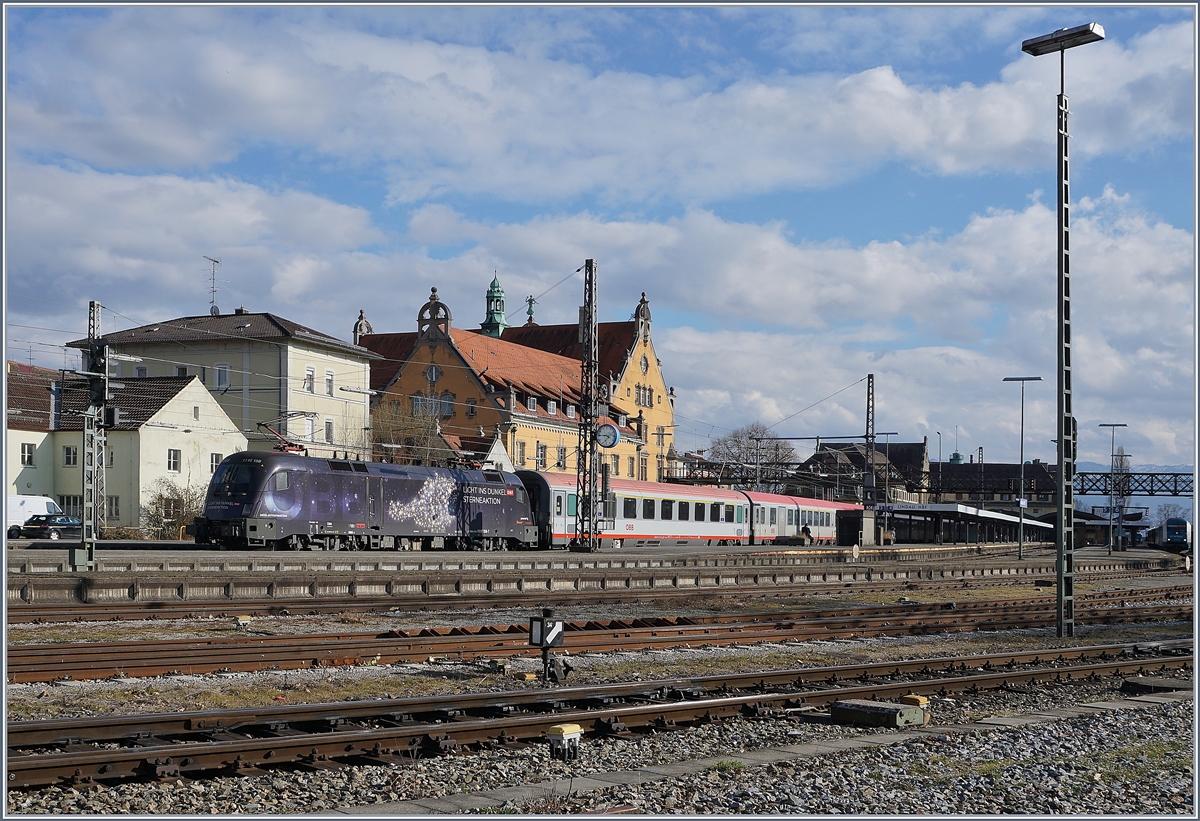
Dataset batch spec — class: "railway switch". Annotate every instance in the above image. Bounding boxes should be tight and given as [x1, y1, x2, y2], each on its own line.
[547, 723, 584, 761]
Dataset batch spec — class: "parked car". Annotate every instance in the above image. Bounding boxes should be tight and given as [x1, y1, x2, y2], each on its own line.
[19, 515, 83, 541]
[7, 495, 63, 539]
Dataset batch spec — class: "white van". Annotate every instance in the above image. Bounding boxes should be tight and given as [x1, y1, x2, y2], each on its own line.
[7, 495, 63, 539]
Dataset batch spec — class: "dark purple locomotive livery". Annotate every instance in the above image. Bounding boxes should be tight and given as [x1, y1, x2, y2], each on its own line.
[194, 452, 538, 551]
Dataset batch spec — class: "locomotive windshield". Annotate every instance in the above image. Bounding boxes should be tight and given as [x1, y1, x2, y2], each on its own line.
[210, 461, 262, 498]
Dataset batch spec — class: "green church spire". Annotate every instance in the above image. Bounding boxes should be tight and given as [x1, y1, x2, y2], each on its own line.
[480, 273, 509, 337]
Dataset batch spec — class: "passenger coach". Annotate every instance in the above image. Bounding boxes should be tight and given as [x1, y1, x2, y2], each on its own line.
[517, 471, 750, 549]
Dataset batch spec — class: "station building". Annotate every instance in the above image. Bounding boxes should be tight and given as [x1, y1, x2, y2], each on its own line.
[357, 279, 679, 478]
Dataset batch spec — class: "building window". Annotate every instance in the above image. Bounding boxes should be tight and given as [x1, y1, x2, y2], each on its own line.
[536, 443, 547, 470]
[20, 443, 35, 466]
[440, 392, 455, 418]
[135, 366, 148, 378]
[107, 448, 114, 467]
[62, 446, 78, 467]
[611, 454, 619, 476]
[211, 453, 223, 473]
[556, 446, 567, 470]
[325, 419, 334, 444]
[547, 400, 557, 416]
[105, 496, 120, 520]
[304, 418, 314, 441]
[325, 371, 334, 396]
[304, 368, 315, 393]
[628, 455, 635, 477]
[466, 399, 477, 419]
[517, 441, 527, 467]
[193, 406, 200, 421]
[176, 365, 188, 377]
[215, 364, 230, 389]
[526, 396, 537, 413]
[566, 405, 575, 419]
[167, 449, 181, 472]
[58, 495, 82, 517]
[412, 395, 427, 416]
[638, 453, 648, 482]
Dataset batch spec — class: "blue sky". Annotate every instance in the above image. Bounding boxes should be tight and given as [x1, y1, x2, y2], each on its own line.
[4, 5, 1195, 488]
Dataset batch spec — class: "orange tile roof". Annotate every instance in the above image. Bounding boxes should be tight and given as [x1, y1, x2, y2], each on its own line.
[448, 328, 582, 402]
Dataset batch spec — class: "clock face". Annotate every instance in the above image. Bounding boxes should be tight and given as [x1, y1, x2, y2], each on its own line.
[640, 355, 649, 374]
[596, 423, 620, 448]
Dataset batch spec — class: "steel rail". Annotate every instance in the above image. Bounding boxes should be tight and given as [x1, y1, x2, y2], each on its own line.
[6, 568, 1183, 624]
[8, 644, 1191, 789]
[7, 593, 1191, 683]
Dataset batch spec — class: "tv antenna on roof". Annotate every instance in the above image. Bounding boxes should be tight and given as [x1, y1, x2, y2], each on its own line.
[203, 256, 228, 316]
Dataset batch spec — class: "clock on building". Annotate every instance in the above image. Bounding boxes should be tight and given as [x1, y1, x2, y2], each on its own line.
[595, 423, 620, 448]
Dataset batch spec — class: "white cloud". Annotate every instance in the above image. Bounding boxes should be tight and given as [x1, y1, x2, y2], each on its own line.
[18, 160, 1189, 461]
[6, 12, 1191, 204]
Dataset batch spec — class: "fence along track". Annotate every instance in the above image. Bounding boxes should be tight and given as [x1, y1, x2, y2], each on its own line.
[7, 642, 1191, 789]
[6, 566, 1184, 624]
[7, 589, 1192, 683]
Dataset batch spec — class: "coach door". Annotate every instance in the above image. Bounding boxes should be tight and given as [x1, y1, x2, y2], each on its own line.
[368, 477, 383, 532]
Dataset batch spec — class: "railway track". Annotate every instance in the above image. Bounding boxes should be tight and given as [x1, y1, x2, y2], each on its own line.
[8, 641, 1191, 789]
[7, 587, 1192, 683]
[6, 567, 1183, 624]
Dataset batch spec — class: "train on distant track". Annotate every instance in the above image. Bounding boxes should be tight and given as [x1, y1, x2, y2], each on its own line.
[193, 452, 861, 551]
[1145, 517, 1193, 554]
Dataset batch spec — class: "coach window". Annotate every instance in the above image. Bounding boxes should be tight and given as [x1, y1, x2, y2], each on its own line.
[623, 498, 637, 519]
[678, 501, 689, 521]
[725, 504, 735, 523]
[567, 494, 577, 515]
[555, 495, 563, 516]
[661, 499, 673, 520]
[770, 508, 777, 526]
[694, 502, 705, 522]
[643, 498, 655, 520]
[711, 502, 722, 522]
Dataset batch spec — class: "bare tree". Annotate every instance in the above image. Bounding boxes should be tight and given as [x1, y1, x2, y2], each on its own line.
[1152, 502, 1192, 528]
[372, 396, 446, 466]
[142, 477, 208, 540]
[708, 422, 797, 491]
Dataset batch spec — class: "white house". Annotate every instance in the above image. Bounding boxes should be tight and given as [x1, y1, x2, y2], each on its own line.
[6, 362, 246, 531]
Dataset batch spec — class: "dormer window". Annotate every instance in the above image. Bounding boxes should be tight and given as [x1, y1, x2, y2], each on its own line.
[547, 400, 557, 416]
[618, 414, 627, 427]
[526, 396, 537, 413]
[566, 405, 576, 419]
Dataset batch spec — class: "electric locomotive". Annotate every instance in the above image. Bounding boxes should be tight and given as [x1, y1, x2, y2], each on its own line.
[194, 452, 538, 551]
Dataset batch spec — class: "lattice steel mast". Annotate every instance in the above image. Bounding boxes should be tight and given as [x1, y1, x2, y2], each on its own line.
[76, 300, 108, 571]
[573, 259, 601, 552]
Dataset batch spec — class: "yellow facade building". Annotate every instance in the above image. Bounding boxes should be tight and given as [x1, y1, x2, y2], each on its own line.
[359, 282, 678, 479]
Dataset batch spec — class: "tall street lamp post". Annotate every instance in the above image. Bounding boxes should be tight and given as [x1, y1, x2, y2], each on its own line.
[877, 431, 899, 540]
[1099, 423, 1127, 555]
[1003, 377, 1043, 560]
[1022, 22, 1104, 638]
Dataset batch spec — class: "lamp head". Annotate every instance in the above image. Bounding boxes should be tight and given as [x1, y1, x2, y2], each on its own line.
[1022, 23, 1104, 57]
